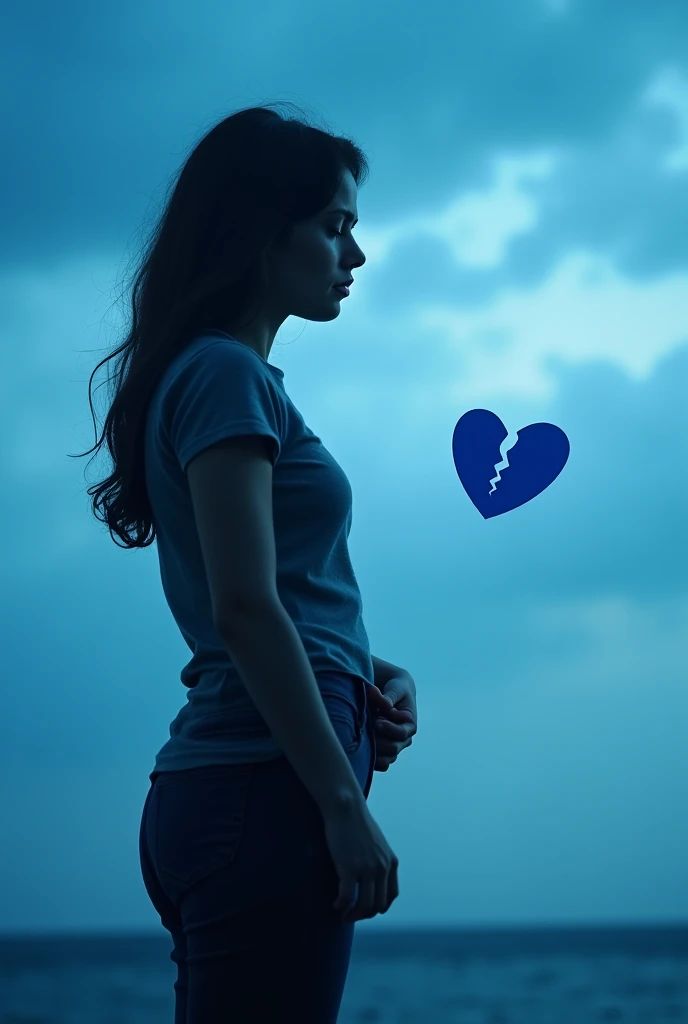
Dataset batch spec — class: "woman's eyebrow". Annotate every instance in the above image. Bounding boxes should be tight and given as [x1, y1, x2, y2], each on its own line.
[328, 208, 358, 226]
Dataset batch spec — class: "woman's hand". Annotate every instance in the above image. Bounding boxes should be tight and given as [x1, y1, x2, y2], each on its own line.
[365, 675, 417, 772]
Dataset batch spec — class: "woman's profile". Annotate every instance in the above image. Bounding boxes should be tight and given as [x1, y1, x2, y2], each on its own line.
[69, 100, 400, 1023]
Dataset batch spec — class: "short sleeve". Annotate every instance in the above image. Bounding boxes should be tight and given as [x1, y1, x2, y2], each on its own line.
[162, 341, 283, 474]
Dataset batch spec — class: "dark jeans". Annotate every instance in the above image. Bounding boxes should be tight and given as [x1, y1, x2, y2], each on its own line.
[138, 673, 378, 1024]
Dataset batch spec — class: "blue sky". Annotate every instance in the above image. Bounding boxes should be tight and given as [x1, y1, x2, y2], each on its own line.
[2, 0, 687, 935]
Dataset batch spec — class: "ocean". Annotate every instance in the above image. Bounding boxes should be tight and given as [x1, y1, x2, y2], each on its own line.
[0, 924, 686, 1023]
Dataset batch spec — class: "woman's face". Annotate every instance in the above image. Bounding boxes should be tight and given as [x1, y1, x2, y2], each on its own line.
[272, 168, 366, 321]
[226, 169, 366, 363]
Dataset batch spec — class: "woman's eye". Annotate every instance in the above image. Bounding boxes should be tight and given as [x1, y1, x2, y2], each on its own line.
[327, 227, 344, 238]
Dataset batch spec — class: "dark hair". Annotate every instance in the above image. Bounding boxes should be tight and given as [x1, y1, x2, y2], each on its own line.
[68, 100, 369, 549]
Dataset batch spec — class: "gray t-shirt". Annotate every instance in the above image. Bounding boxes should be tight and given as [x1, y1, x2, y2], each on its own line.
[144, 330, 373, 774]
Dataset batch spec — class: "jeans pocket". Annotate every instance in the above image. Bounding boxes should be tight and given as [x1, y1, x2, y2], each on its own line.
[320, 691, 362, 754]
[151, 764, 255, 893]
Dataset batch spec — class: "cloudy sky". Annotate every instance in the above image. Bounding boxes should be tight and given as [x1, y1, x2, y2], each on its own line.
[2, 0, 687, 936]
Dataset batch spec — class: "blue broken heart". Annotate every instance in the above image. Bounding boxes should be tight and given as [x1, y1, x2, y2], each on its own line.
[453, 409, 570, 519]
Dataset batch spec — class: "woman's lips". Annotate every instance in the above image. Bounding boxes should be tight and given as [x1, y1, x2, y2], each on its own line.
[333, 284, 350, 297]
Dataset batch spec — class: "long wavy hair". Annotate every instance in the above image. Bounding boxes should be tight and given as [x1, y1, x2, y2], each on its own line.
[68, 101, 369, 549]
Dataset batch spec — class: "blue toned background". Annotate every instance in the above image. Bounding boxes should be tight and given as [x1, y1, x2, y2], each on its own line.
[2, 0, 687, 949]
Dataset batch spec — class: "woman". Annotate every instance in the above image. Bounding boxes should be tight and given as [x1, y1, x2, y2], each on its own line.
[70, 101, 400, 1023]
